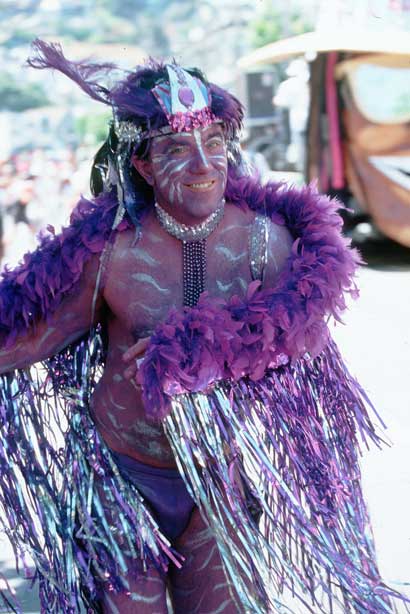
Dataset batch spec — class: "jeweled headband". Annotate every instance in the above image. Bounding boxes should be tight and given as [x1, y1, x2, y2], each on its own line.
[114, 64, 222, 146]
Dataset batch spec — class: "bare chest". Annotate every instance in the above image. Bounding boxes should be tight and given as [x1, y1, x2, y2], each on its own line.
[103, 214, 255, 339]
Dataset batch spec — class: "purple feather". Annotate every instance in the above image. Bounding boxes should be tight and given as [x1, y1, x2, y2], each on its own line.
[27, 39, 115, 106]
[26, 41, 244, 139]
[138, 180, 361, 419]
[0, 190, 129, 348]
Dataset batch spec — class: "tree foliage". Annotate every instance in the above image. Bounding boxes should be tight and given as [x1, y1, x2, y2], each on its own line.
[2, 28, 35, 49]
[75, 112, 111, 145]
[250, 1, 313, 49]
[0, 72, 49, 112]
[98, 0, 193, 20]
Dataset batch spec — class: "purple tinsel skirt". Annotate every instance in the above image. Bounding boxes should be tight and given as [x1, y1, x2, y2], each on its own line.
[111, 451, 196, 540]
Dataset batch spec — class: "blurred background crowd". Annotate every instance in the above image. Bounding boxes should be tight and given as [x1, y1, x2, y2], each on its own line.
[0, 147, 91, 266]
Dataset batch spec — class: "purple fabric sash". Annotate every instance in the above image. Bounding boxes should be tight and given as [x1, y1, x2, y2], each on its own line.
[111, 451, 196, 541]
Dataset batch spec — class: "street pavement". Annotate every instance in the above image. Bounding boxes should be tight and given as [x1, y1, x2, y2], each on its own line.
[0, 540, 39, 613]
[1, 237, 409, 613]
[333, 239, 410, 607]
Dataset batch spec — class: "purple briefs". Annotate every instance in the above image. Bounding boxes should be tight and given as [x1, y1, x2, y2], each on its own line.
[111, 451, 196, 541]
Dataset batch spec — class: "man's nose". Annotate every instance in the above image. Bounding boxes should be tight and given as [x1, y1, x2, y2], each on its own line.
[190, 145, 211, 172]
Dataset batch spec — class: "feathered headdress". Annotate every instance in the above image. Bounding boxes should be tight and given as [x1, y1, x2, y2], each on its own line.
[27, 40, 244, 226]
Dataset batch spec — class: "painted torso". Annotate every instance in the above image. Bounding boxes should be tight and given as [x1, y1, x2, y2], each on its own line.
[91, 203, 291, 467]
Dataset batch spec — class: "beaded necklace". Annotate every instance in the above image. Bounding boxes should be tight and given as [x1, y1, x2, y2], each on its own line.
[154, 200, 225, 307]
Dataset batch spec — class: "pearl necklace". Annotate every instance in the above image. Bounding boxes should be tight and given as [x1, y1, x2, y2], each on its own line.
[154, 200, 225, 242]
[154, 200, 225, 307]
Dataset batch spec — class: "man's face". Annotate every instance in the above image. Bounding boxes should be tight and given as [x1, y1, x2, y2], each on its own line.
[145, 124, 228, 224]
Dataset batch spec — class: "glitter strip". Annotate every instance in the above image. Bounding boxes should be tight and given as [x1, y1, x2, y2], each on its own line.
[164, 340, 410, 614]
[0, 330, 182, 613]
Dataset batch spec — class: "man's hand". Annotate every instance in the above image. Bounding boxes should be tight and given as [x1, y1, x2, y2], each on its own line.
[122, 336, 151, 380]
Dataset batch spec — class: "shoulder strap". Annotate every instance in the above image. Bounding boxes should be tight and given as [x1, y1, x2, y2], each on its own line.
[249, 213, 269, 282]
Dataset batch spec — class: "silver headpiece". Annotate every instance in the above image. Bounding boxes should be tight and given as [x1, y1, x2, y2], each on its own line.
[115, 120, 144, 145]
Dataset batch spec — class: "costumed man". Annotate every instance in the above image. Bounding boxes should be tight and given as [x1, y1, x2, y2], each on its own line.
[0, 41, 409, 614]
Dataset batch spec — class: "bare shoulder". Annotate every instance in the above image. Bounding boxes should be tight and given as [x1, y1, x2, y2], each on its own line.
[266, 216, 293, 254]
[223, 201, 255, 227]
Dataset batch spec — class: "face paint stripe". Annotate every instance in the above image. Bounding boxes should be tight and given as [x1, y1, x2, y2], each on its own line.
[176, 183, 183, 204]
[194, 129, 210, 167]
[215, 246, 247, 263]
[196, 544, 219, 571]
[154, 158, 179, 175]
[218, 224, 249, 235]
[159, 161, 190, 187]
[213, 583, 232, 591]
[129, 591, 164, 604]
[369, 156, 410, 191]
[131, 273, 171, 294]
[130, 302, 163, 316]
[107, 389, 127, 410]
[131, 249, 161, 267]
[216, 278, 248, 293]
[151, 153, 169, 163]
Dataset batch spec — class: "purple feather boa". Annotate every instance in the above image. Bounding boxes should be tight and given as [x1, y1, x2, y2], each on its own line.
[0, 176, 359, 419]
[0, 190, 130, 348]
[138, 179, 361, 419]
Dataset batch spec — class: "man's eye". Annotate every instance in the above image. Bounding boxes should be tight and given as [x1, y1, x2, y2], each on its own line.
[168, 145, 186, 154]
[207, 138, 224, 148]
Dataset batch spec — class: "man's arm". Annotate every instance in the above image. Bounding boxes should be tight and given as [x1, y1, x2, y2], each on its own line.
[0, 256, 103, 374]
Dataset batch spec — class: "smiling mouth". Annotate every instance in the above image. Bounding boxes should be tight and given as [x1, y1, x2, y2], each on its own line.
[185, 180, 215, 190]
[368, 155, 410, 191]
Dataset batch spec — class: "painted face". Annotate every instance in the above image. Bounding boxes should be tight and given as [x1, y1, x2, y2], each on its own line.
[338, 56, 410, 246]
[148, 123, 228, 224]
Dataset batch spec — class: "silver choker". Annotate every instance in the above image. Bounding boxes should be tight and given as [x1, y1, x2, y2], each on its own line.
[154, 200, 225, 242]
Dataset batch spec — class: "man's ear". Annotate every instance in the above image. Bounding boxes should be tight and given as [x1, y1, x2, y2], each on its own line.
[131, 156, 154, 186]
